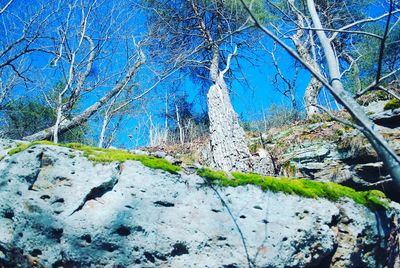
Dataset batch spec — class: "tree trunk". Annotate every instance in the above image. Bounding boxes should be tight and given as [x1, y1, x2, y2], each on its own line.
[98, 113, 109, 148]
[207, 46, 252, 172]
[304, 76, 322, 116]
[175, 103, 184, 145]
[290, 11, 323, 118]
[207, 79, 252, 172]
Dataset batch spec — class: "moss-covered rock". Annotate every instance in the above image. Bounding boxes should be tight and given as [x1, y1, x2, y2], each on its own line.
[8, 141, 181, 174]
[197, 168, 389, 209]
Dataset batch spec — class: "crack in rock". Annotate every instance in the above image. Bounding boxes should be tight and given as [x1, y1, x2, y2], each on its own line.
[27, 152, 44, 190]
[70, 164, 122, 215]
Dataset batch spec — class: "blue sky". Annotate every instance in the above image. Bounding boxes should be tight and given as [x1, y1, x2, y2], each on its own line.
[1, 0, 392, 148]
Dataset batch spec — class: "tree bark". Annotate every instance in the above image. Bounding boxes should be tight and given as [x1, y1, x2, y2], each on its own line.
[188, 0, 253, 172]
[207, 46, 252, 172]
[304, 76, 322, 116]
[175, 103, 184, 145]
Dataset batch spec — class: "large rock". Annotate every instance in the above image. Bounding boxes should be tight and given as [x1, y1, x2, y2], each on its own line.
[0, 141, 399, 267]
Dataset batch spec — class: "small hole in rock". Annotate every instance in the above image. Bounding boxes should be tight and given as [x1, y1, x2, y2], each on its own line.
[171, 242, 189, 257]
[101, 243, 118, 252]
[30, 249, 42, 257]
[144, 252, 155, 263]
[115, 225, 131, 236]
[81, 234, 92, 243]
[50, 228, 63, 242]
[3, 208, 14, 219]
[52, 198, 64, 204]
[40, 195, 51, 200]
[132, 226, 145, 233]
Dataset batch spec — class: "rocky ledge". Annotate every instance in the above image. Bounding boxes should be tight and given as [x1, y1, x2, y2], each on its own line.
[0, 140, 399, 267]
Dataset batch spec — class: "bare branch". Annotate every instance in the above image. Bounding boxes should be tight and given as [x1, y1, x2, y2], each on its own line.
[356, 68, 400, 97]
[0, 0, 14, 15]
[375, 0, 393, 85]
[331, 9, 400, 40]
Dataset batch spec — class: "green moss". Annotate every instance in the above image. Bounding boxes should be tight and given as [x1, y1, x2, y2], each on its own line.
[197, 168, 229, 181]
[7, 141, 181, 174]
[0, 155, 4, 161]
[197, 168, 389, 209]
[7, 143, 31, 156]
[308, 113, 332, 124]
[383, 98, 400, 111]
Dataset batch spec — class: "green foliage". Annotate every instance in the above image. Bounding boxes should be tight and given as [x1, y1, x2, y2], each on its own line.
[197, 168, 389, 209]
[7, 141, 182, 174]
[3, 101, 56, 139]
[2, 99, 86, 143]
[227, 0, 270, 22]
[383, 98, 400, 111]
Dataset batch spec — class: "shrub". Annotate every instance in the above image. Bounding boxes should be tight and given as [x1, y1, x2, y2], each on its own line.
[383, 98, 400, 111]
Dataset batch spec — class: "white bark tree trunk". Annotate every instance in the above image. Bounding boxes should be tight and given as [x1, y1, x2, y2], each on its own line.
[175, 103, 184, 145]
[98, 113, 109, 148]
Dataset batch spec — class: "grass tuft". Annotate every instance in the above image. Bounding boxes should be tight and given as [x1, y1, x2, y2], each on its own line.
[197, 168, 389, 209]
[7, 141, 181, 174]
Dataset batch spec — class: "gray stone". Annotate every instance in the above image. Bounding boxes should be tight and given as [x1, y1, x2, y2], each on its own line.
[370, 107, 400, 128]
[0, 142, 398, 267]
[152, 151, 167, 158]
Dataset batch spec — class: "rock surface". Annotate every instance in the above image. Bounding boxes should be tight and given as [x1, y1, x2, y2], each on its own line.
[0, 140, 399, 267]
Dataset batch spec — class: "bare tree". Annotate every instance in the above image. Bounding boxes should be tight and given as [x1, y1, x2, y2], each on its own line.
[0, 0, 55, 107]
[9, 0, 149, 143]
[240, 0, 400, 189]
[143, 0, 269, 172]
[263, 42, 300, 118]
[23, 43, 146, 141]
